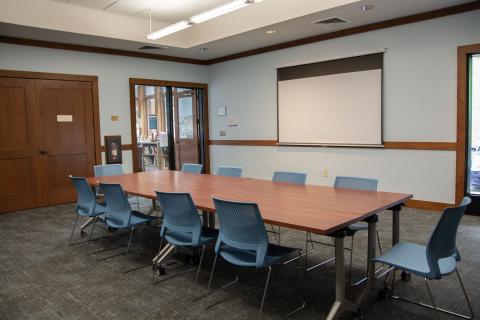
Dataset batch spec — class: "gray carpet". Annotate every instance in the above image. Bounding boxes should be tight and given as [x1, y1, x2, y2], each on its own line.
[0, 201, 479, 320]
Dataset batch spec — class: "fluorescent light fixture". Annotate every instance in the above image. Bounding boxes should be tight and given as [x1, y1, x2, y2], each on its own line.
[147, 20, 192, 40]
[147, 0, 265, 40]
[190, 0, 252, 24]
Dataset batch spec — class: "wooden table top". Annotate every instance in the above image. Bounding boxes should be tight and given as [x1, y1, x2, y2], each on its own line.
[87, 170, 412, 235]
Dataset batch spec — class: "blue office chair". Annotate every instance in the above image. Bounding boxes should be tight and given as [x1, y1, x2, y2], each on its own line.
[305, 176, 382, 283]
[97, 183, 156, 262]
[94, 164, 140, 209]
[216, 166, 243, 177]
[93, 164, 123, 177]
[69, 176, 106, 248]
[272, 171, 307, 185]
[373, 197, 473, 319]
[182, 163, 203, 174]
[153, 192, 218, 290]
[269, 171, 307, 244]
[204, 198, 304, 319]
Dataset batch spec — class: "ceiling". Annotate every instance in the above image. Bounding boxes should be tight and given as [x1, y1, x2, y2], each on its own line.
[49, 0, 233, 24]
[0, 0, 475, 61]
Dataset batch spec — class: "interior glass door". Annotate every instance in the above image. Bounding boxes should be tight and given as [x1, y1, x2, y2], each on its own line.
[172, 87, 200, 170]
[135, 85, 170, 172]
[467, 54, 480, 200]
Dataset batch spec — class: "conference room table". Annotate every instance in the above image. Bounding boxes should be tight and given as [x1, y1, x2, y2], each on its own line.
[88, 170, 412, 319]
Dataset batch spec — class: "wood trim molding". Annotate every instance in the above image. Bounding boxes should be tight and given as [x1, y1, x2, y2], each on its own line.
[456, 43, 480, 204]
[405, 199, 453, 211]
[209, 140, 277, 146]
[129, 78, 208, 89]
[206, 1, 480, 65]
[99, 144, 133, 152]
[383, 141, 456, 151]
[0, 69, 98, 82]
[210, 140, 457, 150]
[0, 36, 208, 66]
[0, 2, 478, 67]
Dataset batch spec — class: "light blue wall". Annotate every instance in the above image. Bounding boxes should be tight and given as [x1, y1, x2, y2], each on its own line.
[207, 11, 480, 203]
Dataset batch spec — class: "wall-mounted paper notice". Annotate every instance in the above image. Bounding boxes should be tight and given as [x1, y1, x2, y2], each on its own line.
[57, 115, 73, 122]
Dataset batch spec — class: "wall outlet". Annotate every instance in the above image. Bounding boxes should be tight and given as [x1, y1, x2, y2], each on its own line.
[323, 169, 328, 177]
[219, 130, 226, 137]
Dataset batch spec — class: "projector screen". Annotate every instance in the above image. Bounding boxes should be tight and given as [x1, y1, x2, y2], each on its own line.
[277, 53, 383, 146]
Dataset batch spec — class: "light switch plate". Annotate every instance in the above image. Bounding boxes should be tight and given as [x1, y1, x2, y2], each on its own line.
[217, 106, 226, 116]
[228, 116, 238, 127]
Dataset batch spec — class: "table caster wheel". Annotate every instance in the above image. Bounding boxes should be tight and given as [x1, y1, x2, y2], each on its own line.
[401, 271, 411, 281]
[80, 230, 87, 237]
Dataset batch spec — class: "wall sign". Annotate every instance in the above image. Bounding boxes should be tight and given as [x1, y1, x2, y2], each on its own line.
[57, 115, 73, 122]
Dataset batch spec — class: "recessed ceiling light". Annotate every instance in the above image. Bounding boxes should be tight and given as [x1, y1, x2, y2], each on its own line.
[200, 48, 208, 52]
[265, 30, 276, 34]
[361, 4, 374, 11]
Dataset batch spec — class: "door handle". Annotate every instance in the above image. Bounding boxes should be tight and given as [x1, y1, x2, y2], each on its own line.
[39, 149, 49, 155]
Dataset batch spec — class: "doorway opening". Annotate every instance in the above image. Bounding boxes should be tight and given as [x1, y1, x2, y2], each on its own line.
[129, 79, 209, 173]
[467, 54, 480, 195]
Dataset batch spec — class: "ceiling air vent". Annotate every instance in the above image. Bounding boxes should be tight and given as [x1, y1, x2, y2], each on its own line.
[139, 45, 166, 50]
[312, 17, 349, 25]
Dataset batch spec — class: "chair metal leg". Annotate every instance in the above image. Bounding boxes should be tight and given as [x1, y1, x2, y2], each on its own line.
[258, 266, 272, 320]
[204, 253, 219, 310]
[125, 227, 134, 255]
[390, 269, 474, 320]
[68, 214, 79, 244]
[424, 278, 441, 320]
[193, 245, 206, 298]
[86, 218, 98, 252]
[456, 269, 475, 319]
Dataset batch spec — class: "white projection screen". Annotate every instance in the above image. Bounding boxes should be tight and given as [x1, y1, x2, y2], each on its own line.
[277, 53, 383, 146]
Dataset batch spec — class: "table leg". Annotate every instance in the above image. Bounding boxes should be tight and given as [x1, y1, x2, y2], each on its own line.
[355, 214, 378, 309]
[326, 232, 346, 320]
[391, 204, 402, 246]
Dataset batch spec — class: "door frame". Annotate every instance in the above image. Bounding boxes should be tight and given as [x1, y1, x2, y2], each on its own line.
[456, 43, 480, 206]
[128, 78, 210, 173]
[0, 69, 102, 165]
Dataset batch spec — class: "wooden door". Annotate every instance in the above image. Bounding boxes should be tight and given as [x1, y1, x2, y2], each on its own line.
[36, 80, 96, 206]
[173, 88, 199, 170]
[0, 77, 40, 213]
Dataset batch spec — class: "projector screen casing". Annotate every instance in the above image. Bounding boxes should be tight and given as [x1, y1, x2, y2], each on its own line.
[277, 53, 383, 147]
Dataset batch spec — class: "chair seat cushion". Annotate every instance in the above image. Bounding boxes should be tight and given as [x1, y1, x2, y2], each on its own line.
[164, 227, 219, 246]
[78, 203, 106, 217]
[219, 243, 299, 268]
[372, 242, 457, 278]
[129, 211, 156, 226]
[346, 222, 368, 235]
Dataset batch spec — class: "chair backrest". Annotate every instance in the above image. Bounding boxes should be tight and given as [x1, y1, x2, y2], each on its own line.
[181, 163, 203, 174]
[213, 197, 269, 268]
[426, 197, 471, 279]
[334, 176, 378, 191]
[70, 176, 96, 215]
[156, 192, 203, 245]
[93, 164, 123, 177]
[272, 171, 307, 185]
[217, 166, 243, 177]
[99, 183, 132, 228]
